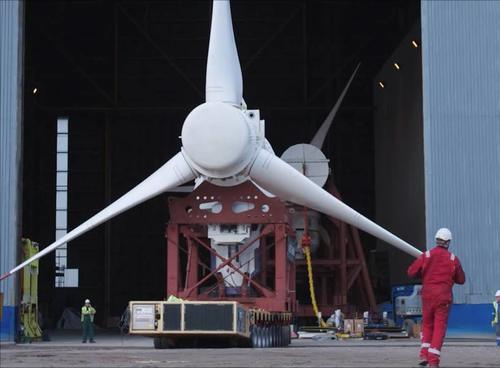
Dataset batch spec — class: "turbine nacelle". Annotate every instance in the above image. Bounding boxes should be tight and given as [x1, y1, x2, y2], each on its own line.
[181, 102, 264, 181]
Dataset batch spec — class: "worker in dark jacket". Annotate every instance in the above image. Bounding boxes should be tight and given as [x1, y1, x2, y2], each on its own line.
[81, 299, 96, 343]
[407, 228, 466, 367]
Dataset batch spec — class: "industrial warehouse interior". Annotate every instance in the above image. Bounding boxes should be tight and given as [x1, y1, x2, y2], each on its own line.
[22, 0, 420, 326]
[1, 1, 499, 367]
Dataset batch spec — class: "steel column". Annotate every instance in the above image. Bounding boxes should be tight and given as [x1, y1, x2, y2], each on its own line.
[350, 225, 377, 311]
[339, 221, 347, 306]
[0, 0, 23, 342]
[184, 237, 198, 291]
[274, 224, 287, 310]
[103, 114, 112, 326]
[166, 224, 180, 296]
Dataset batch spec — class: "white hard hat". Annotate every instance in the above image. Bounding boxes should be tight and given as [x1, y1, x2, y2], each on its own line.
[435, 228, 452, 241]
[85, 299, 91, 304]
[495, 290, 500, 297]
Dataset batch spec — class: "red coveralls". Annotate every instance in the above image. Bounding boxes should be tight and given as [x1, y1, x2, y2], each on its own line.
[407, 246, 465, 366]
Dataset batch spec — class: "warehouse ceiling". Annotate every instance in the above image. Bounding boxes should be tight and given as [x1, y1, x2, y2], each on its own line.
[23, 0, 419, 325]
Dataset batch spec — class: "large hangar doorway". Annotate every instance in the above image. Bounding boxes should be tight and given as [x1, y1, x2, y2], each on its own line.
[23, 0, 420, 327]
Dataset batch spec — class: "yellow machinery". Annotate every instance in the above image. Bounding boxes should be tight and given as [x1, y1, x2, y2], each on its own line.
[20, 238, 42, 342]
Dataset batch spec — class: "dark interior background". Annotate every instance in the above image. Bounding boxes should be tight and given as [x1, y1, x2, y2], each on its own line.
[22, 0, 419, 327]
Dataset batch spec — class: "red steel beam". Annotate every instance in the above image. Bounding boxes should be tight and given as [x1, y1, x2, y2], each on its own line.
[166, 224, 180, 296]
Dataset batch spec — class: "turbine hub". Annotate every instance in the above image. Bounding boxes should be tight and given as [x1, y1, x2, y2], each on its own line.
[181, 102, 254, 178]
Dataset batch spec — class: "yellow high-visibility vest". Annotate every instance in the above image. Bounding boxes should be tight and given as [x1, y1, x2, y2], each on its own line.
[81, 306, 96, 322]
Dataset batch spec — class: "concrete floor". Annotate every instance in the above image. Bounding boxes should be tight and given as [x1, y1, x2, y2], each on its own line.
[1, 330, 498, 367]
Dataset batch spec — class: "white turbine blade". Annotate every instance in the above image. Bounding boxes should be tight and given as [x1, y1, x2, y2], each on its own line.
[0, 152, 196, 281]
[206, 0, 243, 106]
[310, 63, 361, 149]
[249, 149, 422, 258]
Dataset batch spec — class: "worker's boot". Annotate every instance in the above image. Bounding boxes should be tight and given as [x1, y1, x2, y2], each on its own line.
[89, 339, 96, 343]
[82, 340, 87, 343]
[418, 348, 428, 366]
[427, 350, 440, 367]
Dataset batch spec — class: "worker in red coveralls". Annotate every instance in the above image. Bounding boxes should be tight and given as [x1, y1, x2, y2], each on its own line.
[407, 228, 466, 367]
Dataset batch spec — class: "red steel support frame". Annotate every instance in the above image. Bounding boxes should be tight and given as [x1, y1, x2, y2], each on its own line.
[166, 179, 376, 316]
[165, 181, 296, 313]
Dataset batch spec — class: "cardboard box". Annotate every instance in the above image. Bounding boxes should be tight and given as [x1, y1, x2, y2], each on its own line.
[412, 322, 421, 338]
[354, 319, 364, 334]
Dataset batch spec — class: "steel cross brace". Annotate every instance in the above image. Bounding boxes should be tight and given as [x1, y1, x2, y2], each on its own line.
[181, 227, 275, 298]
[197, 251, 257, 298]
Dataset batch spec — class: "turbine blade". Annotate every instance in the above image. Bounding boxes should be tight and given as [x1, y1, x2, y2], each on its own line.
[0, 152, 196, 281]
[249, 149, 422, 258]
[206, 0, 243, 105]
[310, 63, 361, 149]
